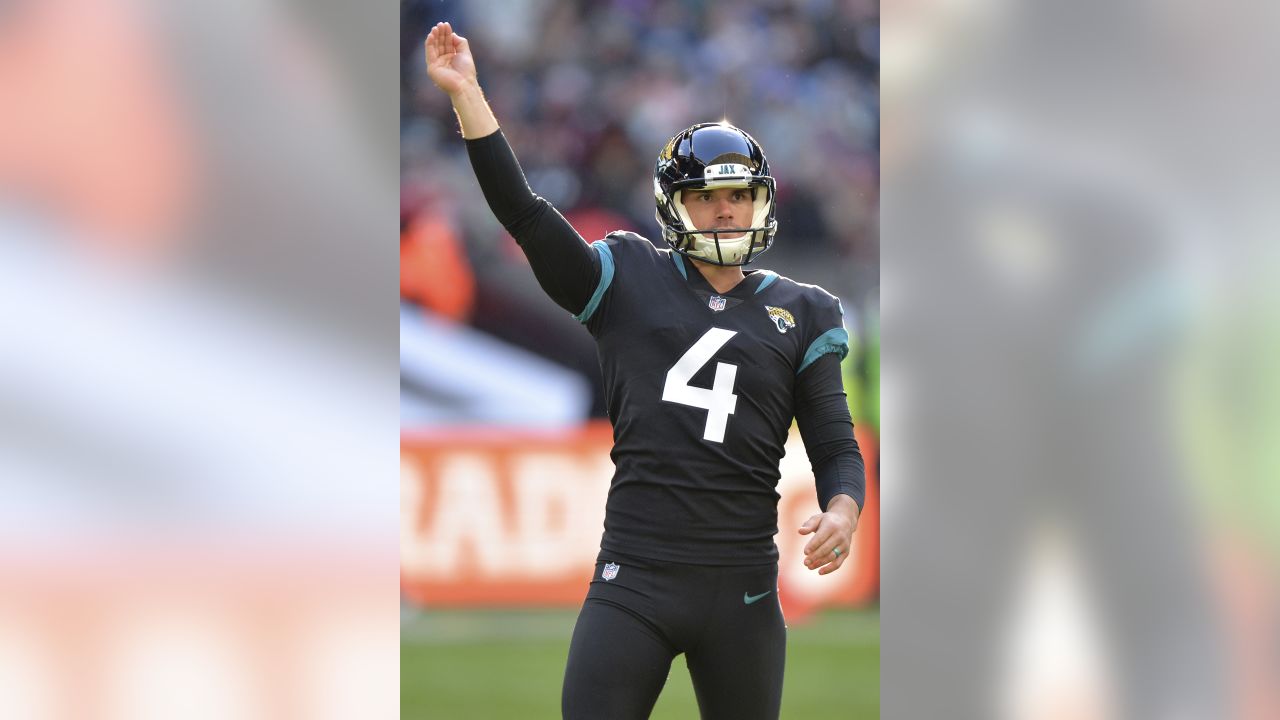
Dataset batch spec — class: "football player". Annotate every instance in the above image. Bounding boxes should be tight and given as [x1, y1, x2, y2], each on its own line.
[426, 21, 865, 720]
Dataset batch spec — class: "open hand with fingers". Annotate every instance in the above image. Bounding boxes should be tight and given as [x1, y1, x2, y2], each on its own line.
[798, 494, 860, 575]
[425, 21, 477, 97]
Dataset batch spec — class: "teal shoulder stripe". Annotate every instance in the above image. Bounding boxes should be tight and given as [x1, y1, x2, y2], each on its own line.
[798, 327, 850, 374]
[754, 271, 778, 294]
[575, 241, 615, 323]
[670, 251, 688, 279]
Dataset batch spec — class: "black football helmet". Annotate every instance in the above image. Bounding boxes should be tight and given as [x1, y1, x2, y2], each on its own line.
[654, 122, 777, 266]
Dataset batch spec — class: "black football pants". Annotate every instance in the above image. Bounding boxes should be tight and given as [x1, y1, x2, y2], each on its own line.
[561, 553, 786, 720]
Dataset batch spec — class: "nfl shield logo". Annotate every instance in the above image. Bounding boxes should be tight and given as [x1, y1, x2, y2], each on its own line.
[602, 562, 620, 581]
[708, 295, 727, 312]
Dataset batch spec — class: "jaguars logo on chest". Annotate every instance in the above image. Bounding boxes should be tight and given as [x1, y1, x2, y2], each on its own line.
[765, 306, 796, 334]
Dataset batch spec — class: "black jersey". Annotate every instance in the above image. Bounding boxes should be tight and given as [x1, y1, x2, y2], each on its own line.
[464, 130, 863, 567]
[580, 231, 849, 565]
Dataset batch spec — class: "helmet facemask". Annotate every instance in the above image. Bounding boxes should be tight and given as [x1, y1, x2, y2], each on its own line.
[654, 123, 778, 266]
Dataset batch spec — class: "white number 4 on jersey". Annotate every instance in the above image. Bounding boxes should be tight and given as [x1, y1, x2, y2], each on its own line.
[662, 328, 739, 443]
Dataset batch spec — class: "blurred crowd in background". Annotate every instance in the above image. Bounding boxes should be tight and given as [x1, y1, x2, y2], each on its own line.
[400, 0, 880, 423]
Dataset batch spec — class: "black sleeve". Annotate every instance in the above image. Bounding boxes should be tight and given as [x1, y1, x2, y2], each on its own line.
[465, 130, 600, 316]
[794, 352, 866, 512]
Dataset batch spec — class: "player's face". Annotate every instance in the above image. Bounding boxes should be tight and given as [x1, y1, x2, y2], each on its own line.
[681, 187, 754, 238]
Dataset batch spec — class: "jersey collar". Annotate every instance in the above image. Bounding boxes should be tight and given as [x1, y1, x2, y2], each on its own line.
[673, 252, 767, 299]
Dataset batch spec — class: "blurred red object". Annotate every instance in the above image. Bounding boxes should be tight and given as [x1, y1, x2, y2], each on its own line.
[0, 0, 194, 254]
[563, 207, 633, 244]
[400, 211, 474, 322]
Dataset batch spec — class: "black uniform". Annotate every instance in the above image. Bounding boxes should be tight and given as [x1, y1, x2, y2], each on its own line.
[466, 130, 864, 720]
[585, 230, 856, 565]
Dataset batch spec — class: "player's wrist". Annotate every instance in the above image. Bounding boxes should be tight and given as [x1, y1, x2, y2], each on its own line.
[825, 493, 859, 521]
[449, 82, 500, 139]
[448, 79, 484, 103]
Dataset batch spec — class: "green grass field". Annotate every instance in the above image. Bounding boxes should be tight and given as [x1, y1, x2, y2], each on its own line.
[402, 607, 879, 719]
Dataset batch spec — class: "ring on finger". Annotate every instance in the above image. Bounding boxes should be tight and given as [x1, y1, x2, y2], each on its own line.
[833, 547, 842, 557]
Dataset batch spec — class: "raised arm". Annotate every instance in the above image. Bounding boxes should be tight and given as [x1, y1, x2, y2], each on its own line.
[424, 22, 599, 318]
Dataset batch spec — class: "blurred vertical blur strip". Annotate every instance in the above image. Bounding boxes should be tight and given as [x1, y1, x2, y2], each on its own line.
[0, 0, 399, 717]
[882, 0, 1279, 718]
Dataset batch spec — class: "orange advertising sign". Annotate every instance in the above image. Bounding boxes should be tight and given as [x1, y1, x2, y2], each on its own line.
[401, 422, 878, 619]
